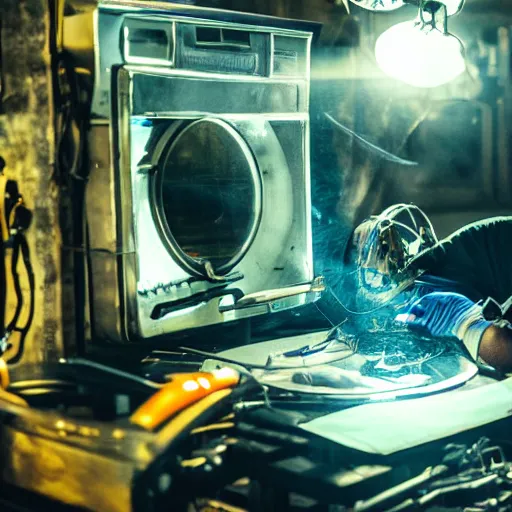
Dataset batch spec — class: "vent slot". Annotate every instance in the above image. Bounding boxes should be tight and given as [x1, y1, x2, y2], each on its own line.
[222, 29, 251, 47]
[195, 26, 222, 44]
[175, 24, 271, 76]
[272, 35, 307, 77]
[195, 27, 251, 49]
[123, 18, 174, 65]
[128, 28, 168, 58]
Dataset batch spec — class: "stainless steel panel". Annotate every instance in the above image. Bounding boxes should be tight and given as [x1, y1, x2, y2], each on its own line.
[92, 5, 314, 119]
[87, 4, 317, 341]
[121, 108, 315, 339]
[130, 74, 306, 115]
[87, 124, 126, 340]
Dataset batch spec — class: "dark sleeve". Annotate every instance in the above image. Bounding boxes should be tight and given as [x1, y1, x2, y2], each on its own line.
[410, 217, 512, 304]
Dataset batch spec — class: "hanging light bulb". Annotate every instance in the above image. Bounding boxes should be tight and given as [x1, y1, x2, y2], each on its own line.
[375, 1, 466, 88]
[349, 0, 464, 15]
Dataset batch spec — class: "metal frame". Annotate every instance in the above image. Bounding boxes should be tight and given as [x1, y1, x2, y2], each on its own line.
[85, 2, 318, 342]
[150, 117, 263, 278]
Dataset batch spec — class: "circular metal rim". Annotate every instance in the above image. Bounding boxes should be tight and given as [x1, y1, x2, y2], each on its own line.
[151, 117, 263, 278]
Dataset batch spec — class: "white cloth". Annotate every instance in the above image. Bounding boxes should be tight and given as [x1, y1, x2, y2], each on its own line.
[300, 376, 512, 455]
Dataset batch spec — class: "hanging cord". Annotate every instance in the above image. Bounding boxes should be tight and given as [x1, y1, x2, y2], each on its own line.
[54, 54, 92, 356]
[0, 159, 6, 342]
[0, 177, 34, 362]
[5, 232, 35, 364]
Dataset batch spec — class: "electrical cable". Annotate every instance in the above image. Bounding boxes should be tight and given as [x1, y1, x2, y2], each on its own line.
[0, 200, 5, 343]
[7, 233, 35, 365]
[6, 236, 23, 335]
[62, 357, 162, 390]
[0, 171, 35, 363]
[54, 56, 92, 356]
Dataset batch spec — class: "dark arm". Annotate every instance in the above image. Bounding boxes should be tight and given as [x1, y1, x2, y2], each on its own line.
[480, 325, 512, 373]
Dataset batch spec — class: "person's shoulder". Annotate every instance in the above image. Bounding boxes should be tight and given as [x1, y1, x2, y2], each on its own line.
[407, 216, 512, 271]
[446, 216, 512, 240]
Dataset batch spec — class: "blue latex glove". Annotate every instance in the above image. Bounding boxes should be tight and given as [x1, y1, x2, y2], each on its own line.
[397, 292, 491, 360]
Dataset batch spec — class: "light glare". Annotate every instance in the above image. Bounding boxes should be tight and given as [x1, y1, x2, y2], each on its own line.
[197, 377, 212, 389]
[375, 21, 466, 88]
[213, 367, 237, 379]
[183, 380, 200, 392]
[439, 0, 464, 16]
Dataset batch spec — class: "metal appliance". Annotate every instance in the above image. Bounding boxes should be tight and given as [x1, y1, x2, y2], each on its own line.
[86, 1, 321, 341]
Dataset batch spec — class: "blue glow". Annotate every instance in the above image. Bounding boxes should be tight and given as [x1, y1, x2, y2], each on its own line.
[131, 118, 153, 127]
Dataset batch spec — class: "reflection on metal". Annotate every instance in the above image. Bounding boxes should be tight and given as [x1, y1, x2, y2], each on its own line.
[86, 2, 318, 341]
[209, 329, 478, 401]
[202, 261, 244, 283]
[222, 277, 325, 311]
[151, 117, 262, 277]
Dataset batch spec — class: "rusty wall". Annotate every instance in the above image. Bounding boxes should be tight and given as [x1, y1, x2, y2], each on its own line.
[0, 1, 65, 364]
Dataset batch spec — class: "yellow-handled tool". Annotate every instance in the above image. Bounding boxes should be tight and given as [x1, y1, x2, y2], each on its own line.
[130, 368, 239, 431]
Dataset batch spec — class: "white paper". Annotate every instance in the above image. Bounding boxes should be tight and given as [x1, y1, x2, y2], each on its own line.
[300, 376, 512, 455]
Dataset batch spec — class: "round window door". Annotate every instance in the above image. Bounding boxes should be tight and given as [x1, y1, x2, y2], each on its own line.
[154, 118, 262, 276]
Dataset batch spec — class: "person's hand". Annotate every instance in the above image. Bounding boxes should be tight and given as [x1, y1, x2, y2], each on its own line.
[396, 292, 491, 360]
[399, 292, 477, 337]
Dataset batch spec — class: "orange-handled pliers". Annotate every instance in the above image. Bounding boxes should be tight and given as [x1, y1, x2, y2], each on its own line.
[130, 368, 240, 431]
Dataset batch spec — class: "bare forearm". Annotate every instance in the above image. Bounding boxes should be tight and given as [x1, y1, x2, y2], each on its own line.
[479, 325, 512, 373]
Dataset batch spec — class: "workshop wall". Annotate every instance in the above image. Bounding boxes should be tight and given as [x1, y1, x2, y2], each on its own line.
[3, 0, 512, 362]
[0, 1, 66, 364]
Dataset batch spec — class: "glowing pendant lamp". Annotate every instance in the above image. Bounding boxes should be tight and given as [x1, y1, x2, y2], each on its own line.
[375, 1, 466, 88]
[349, 0, 464, 15]
[349, 0, 405, 12]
